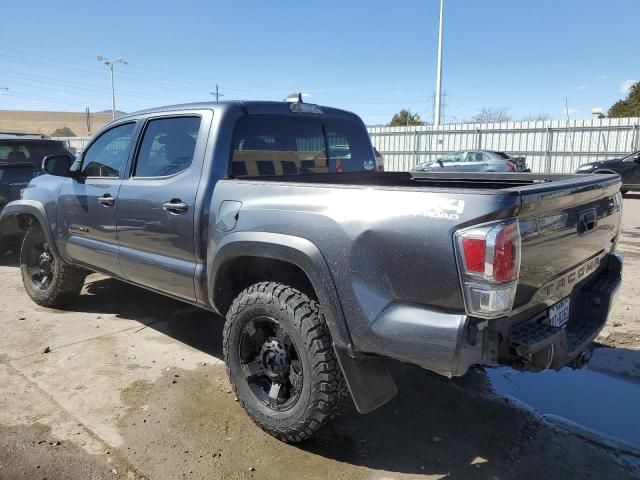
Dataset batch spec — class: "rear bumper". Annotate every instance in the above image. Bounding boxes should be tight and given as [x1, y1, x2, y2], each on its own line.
[502, 252, 622, 370]
[366, 252, 622, 377]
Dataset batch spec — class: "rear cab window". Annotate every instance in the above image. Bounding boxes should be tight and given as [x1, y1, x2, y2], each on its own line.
[0, 141, 69, 168]
[230, 114, 375, 177]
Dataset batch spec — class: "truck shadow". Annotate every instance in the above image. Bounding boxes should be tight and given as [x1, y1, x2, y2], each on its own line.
[0, 250, 19, 267]
[73, 275, 225, 358]
[62, 275, 635, 478]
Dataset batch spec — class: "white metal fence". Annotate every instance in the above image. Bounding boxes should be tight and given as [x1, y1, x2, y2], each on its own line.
[368, 117, 640, 173]
[55, 117, 640, 175]
[54, 136, 91, 155]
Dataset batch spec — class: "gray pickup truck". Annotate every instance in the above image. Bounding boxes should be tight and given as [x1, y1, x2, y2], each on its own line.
[0, 100, 623, 443]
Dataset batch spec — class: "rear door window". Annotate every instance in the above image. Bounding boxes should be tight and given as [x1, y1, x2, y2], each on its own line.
[230, 115, 374, 177]
[465, 152, 487, 163]
[134, 116, 201, 177]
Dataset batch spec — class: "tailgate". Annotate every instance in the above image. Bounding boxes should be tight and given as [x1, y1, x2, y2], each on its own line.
[513, 173, 622, 313]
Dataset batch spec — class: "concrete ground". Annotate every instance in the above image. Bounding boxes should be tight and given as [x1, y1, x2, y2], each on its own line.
[1, 197, 639, 480]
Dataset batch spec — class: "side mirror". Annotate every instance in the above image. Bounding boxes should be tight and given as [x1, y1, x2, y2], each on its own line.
[41, 154, 75, 177]
[634, 154, 640, 163]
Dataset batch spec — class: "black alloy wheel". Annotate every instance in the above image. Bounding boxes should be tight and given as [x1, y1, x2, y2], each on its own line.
[239, 316, 303, 411]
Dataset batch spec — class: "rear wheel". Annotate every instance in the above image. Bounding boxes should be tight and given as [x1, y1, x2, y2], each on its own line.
[223, 282, 343, 442]
[20, 224, 86, 307]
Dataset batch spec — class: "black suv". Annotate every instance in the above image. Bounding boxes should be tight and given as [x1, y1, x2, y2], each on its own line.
[0, 133, 73, 253]
[576, 150, 640, 195]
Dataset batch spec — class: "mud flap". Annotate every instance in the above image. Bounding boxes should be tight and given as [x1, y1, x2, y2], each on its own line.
[334, 345, 397, 414]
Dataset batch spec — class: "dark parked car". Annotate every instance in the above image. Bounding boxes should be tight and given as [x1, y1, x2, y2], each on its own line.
[0, 133, 73, 254]
[0, 101, 623, 443]
[576, 150, 640, 195]
[412, 150, 529, 173]
[374, 147, 384, 171]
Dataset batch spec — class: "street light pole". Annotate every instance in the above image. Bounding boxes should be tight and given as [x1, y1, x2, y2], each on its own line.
[97, 56, 127, 120]
[433, 0, 444, 127]
[110, 63, 116, 119]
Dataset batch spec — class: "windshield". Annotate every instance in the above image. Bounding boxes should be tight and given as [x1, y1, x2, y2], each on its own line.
[230, 115, 375, 177]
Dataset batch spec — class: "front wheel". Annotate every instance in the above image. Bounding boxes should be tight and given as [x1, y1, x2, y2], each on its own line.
[20, 224, 86, 307]
[223, 282, 344, 442]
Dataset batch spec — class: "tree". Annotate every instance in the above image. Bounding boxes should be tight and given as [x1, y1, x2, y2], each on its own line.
[521, 113, 551, 122]
[469, 107, 512, 123]
[51, 127, 76, 137]
[608, 81, 640, 117]
[389, 109, 423, 127]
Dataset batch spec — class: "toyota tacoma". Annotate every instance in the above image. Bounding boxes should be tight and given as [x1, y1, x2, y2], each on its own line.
[0, 100, 623, 442]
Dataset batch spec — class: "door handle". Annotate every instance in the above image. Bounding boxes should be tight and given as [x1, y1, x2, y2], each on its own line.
[97, 194, 115, 206]
[162, 199, 189, 214]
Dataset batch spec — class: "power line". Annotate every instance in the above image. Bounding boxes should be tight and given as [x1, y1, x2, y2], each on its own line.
[0, 70, 192, 105]
[1, 91, 111, 110]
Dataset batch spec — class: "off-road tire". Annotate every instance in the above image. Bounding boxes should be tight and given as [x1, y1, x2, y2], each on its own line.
[20, 224, 86, 307]
[223, 281, 344, 442]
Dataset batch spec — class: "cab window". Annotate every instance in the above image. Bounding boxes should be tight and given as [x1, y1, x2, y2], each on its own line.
[230, 115, 375, 177]
[0, 144, 31, 165]
[82, 123, 135, 177]
[134, 117, 201, 177]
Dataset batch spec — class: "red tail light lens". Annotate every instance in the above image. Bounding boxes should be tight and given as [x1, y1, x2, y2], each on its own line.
[455, 219, 521, 319]
[462, 238, 485, 272]
[492, 223, 518, 282]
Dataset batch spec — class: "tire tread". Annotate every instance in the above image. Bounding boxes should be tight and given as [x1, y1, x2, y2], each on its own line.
[223, 281, 344, 443]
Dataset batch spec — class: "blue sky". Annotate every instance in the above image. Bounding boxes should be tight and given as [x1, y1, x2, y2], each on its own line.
[0, 0, 638, 125]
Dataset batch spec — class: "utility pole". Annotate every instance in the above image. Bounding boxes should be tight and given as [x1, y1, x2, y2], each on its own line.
[433, 0, 445, 127]
[210, 85, 224, 102]
[97, 56, 127, 120]
[85, 107, 92, 137]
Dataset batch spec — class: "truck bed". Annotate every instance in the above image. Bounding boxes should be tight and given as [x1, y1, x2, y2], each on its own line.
[236, 170, 619, 193]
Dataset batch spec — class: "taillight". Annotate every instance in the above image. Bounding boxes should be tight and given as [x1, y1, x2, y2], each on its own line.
[506, 161, 517, 172]
[455, 219, 521, 319]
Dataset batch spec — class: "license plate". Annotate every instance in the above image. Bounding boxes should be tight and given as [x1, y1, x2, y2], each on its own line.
[549, 297, 571, 328]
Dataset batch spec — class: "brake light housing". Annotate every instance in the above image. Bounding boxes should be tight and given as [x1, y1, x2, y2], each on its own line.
[455, 218, 521, 319]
